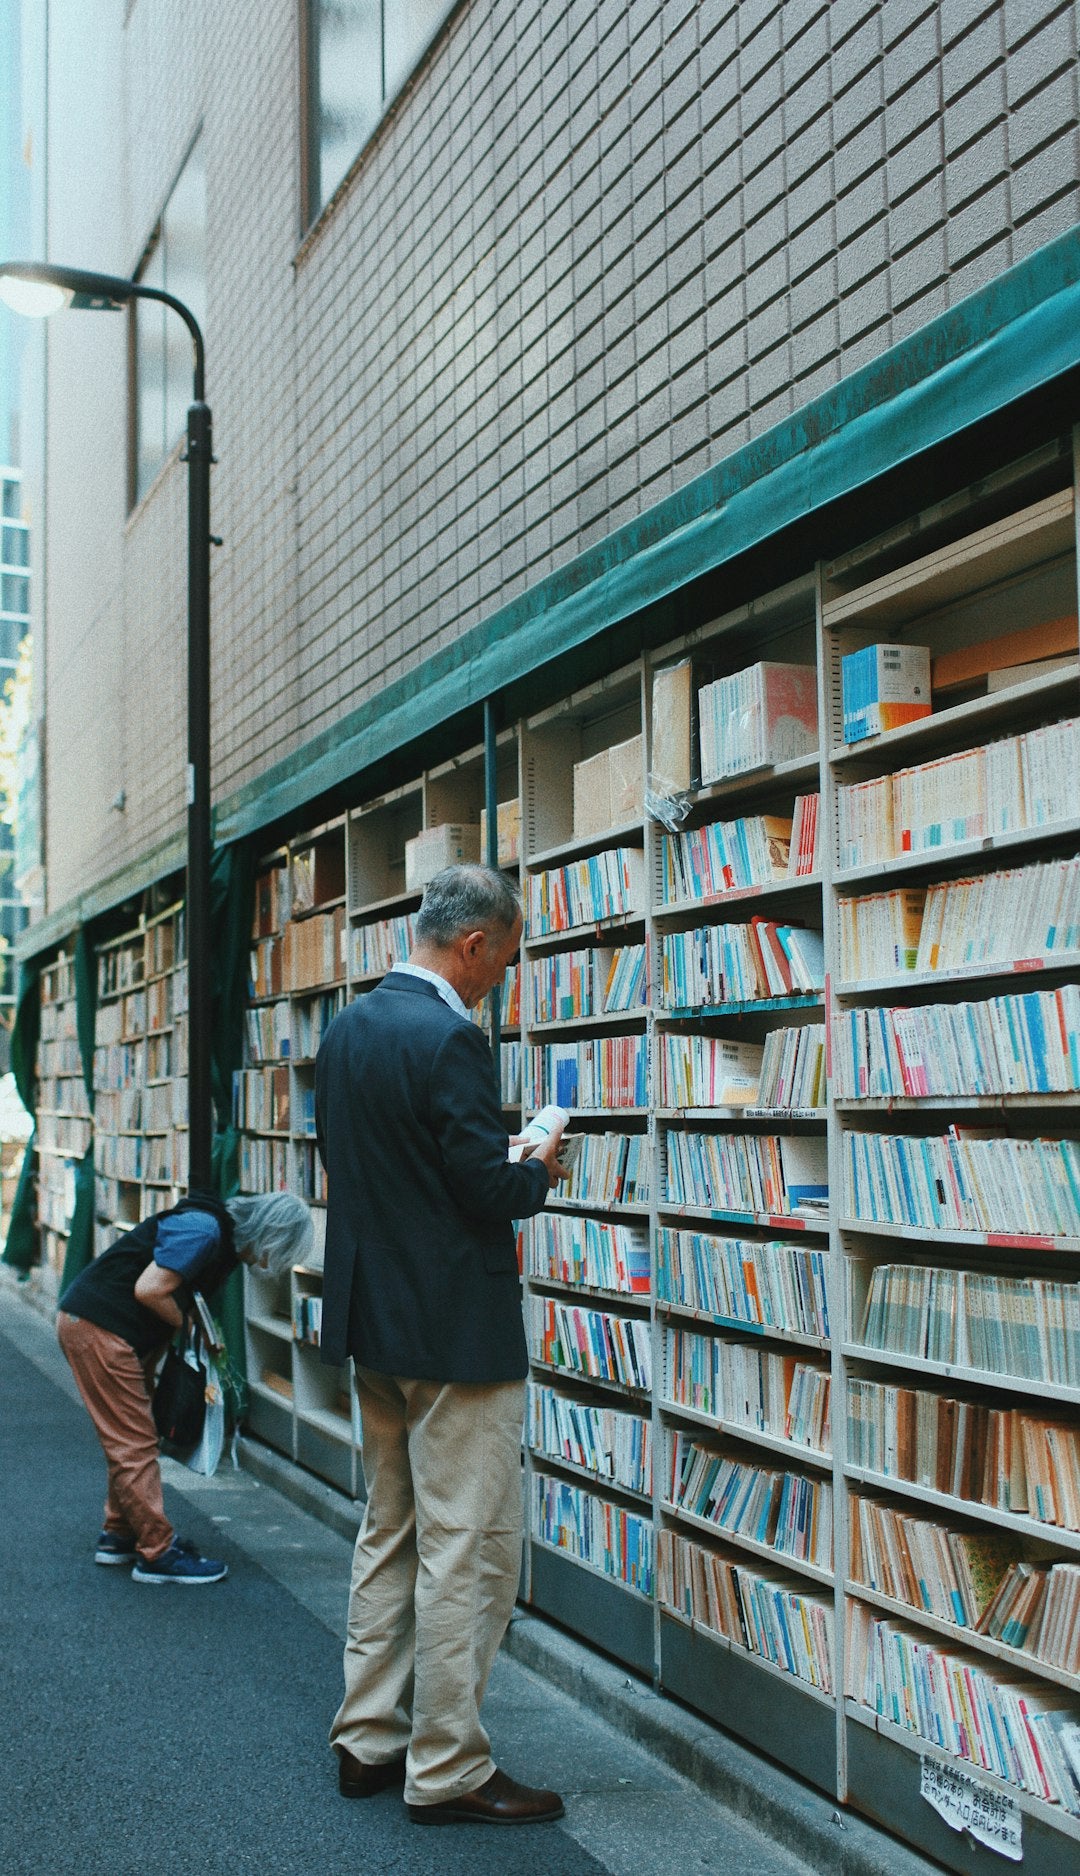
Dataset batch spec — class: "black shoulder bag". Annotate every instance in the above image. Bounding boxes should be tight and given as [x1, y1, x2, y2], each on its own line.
[152, 1316, 207, 1453]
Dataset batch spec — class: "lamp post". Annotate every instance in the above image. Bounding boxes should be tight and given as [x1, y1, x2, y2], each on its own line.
[0, 260, 215, 1193]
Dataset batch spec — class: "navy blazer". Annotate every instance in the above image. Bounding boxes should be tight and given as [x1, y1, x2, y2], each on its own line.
[315, 971, 550, 1381]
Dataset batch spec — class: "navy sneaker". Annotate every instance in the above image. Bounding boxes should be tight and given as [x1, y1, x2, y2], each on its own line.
[95, 1530, 138, 1567]
[131, 1537, 228, 1585]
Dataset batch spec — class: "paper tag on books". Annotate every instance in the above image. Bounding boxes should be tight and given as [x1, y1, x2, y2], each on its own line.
[919, 1757, 1022, 1861]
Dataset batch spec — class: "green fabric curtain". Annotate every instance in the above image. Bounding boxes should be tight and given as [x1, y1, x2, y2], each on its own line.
[2, 960, 40, 1272]
[57, 928, 99, 1291]
[57, 930, 99, 1298]
[209, 838, 256, 1379]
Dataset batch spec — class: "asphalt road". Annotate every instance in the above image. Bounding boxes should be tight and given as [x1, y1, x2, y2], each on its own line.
[0, 1284, 818, 1876]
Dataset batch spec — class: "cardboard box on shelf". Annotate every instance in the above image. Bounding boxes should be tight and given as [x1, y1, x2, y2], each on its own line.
[650, 660, 694, 797]
[404, 824, 482, 892]
[931, 613, 1078, 693]
[608, 734, 644, 822]
[572, 749, 613, 838]
[479, 798, 522, 867]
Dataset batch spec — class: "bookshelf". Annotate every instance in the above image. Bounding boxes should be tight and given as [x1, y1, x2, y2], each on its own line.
[225, 448, 1080, 1869]
[91, 901, 190, 1255]
[822, 463, 1080, 1860]
[36, 949, 88, 1286]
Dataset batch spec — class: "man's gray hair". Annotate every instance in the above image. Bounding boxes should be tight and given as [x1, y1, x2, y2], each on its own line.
[226, 1191, 313, 1277]
[415, 864, 521, 947]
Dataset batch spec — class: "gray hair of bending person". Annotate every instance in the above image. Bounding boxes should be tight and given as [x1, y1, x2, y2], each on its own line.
[226, 1192, 313, 1277]
[415, 863, 521, 948]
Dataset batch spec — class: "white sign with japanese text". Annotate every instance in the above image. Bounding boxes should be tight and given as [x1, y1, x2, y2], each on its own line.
[920, 1757, 1022, 1861]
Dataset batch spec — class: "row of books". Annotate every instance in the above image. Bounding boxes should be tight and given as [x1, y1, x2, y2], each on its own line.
[92, 1087, 142, 1134]
[658, 1027, 826, 1111]
[523, 1036, 647, 1110]
[847, 1602, 1080, 1815]
[658, 1528, 835, 1691]
[239, 1133, 291, 1193]
[38, 1038, 83, 1080]
[846, 1377, 1080, 1531]
[667, 1430, 833, 1570]
[557, 1131, 650, 1208]
[528, 1382, 652, 1496]
[97, 941, 146, 997]
[664, 1130, 828, 1218]
[836, 716, 1079, 869]
[233, 1065, 291, 1134]
[527, 1212, 650, 1294]
[529, 1296, 652, 1391]
[844, 1128, 1080, 1238]
[37, 1075, 90, 1121]
[833, 984, 1080, 1100]
[350, 913, 415, 979]
[856, 1261, 1080, 1386]
[852, 1492, 1080, 1672]
[249, 933, 283, 1000]
[525, 849, 646, 937]
[660, 801, 819, 905]
[656, 1229, 831, 1341]
[292, 1292, 322, 1347]
[283, 907, 346, 992]
[662, 1329, 832, 1454]
[839, 855, 1080, 982]
[147, 1022, 186, 1081]
[474, 963, 521, 1027]
[36, 1113, 92, 1158]
[528, 944, 646, 1022]
[697, 661, 818, 783]
[531, 1472, 655, 1596]
[252, 861, 289, 938]
[659, 920, 825, 1007]
[296, 1139, 328, 1202]
[94, 1042, 145, 1093]
[141, 1080, 185, 1132]
[499, 1040, 522, 1106]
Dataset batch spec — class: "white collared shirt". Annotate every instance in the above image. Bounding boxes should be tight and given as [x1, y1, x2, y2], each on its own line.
[391, 961, 470, 1020]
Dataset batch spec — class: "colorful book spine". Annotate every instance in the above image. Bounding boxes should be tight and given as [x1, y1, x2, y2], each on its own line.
[659, 1529, 835, 1691]
[529, 945, 646, 1022]
[351, 913, 415, 977]
[558, 1131, 651, 1208]
[661, 804, 819, 904]
[844, 1129, 1080, 1237]
[524, 1035, 648, 1109]
[667, 1429, 833, 1569]
[662, 1328, 831, 1453]
[665, 1130, 828, 1217]
[531, 1471, 655, 1596]
[528, 1382, 652, 1495]
[660, 920, 826, 1007]
[525, 849, 644, 937]
[529, 1295, 653, 1390]
[656, 1229, 831, 1339]
[834, 985, 1080, 1099]
[528, 1212, 651, 1294]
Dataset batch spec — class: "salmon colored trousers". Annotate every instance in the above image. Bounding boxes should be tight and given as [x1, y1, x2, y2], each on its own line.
[57, 1311, 174, 1562]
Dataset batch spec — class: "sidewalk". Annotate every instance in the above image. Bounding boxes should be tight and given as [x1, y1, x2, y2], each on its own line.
[0, 1282, 937, 1876]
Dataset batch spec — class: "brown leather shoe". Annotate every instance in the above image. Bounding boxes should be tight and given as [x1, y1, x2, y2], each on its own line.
[407, 1766, 565, 1825]
[336, 1746, 407, 1798]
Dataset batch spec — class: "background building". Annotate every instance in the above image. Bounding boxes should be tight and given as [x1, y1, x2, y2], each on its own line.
[9, 5, 1080, 1870]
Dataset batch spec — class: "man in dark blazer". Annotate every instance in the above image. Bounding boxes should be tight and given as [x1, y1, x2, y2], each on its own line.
[316, 863, 566, 1826]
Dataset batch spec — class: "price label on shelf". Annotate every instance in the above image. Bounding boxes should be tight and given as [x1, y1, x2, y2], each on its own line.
[919, 1757, 1022, 1861]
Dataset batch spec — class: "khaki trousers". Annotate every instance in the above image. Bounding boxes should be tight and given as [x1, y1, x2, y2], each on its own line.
[57, 1311, 174, 1561]
[330, 1368, 526, 1807]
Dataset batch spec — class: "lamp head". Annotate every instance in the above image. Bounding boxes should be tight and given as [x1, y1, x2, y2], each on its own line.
[0, 261, 133, 317]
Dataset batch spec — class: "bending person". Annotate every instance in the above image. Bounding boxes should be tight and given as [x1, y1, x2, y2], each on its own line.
[57, 1188, 312, 1584]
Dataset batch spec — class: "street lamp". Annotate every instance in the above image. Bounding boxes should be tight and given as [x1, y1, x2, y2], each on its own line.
[0, 260, 215, 1194]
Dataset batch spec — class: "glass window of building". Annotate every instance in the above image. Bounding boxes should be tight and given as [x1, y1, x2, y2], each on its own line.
[305, 1, 457, 222]
[1, 524, 29, 569]
[132, 136, 206, 506]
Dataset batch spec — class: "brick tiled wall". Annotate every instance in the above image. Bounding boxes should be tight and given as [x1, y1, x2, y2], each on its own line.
[39, 0, 1080, 910]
